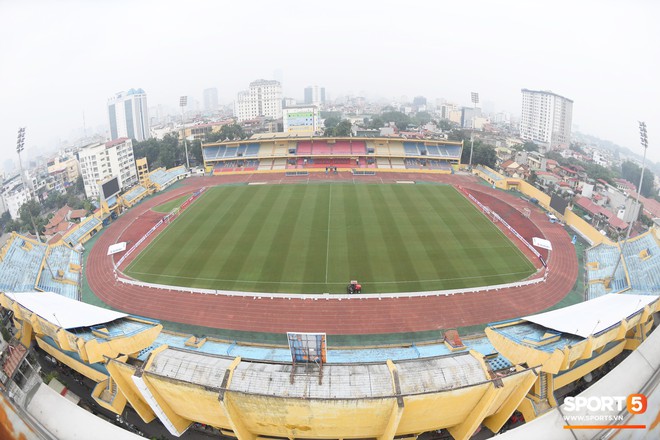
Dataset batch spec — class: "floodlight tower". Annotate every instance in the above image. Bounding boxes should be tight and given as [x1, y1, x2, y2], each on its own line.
[16, 127, 42, 243]
[16, 127, 26, 185]
[468, 92, 479, 169]
[180, 96, 190, 169]
[608, 121, 649, 284]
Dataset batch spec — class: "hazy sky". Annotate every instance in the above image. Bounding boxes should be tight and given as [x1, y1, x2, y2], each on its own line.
[1, 0, 658, 165]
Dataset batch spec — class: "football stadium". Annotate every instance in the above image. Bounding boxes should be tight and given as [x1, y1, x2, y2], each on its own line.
[1, 136, 659, 440]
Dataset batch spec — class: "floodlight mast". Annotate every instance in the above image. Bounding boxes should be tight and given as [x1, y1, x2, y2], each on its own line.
[608, 121, 649, 285]
[468, 92, 479, 169]
[180, 96, 190, 169]
[15, 127, 43, 243]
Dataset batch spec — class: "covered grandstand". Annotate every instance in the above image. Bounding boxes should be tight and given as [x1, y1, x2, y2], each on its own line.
[202, 136, 463, 174]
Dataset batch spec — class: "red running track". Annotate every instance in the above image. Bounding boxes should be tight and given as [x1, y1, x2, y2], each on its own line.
[85, 173, 578, 335]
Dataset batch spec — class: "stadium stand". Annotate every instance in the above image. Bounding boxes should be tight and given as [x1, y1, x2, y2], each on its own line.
[620, 234, 660, 292]
[148, 166, 187, 189]
[332, 141, 351, 155]
[213, 160, 259, 174]
[121, 184, 148, 206]
[296, 141, 313, 155]
[405, 158, 421, 169]
[202, 146, 220, 160]
[65, 216, 102, 247]
[272, 158, 286, 170]
[404, 142, 420, 156]
[36, 243, 82, 300]
[585, 243, 629, 299]
[585, 231, 660, 299]
[390, 158, 406, 169]
[202, 137, 462, 176]
[311, 142, 332, 155]
[475, 165, 503, 182]
[428, 160, 453, 171]
[0, 235, 47, 292]
[245, 143, 260, 157]
[351, 141, 367, 155]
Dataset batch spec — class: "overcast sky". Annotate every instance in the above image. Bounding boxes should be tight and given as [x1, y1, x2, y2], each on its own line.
[1, 0, 658, 166]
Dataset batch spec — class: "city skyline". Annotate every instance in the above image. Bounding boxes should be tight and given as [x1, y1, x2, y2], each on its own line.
[0, 0, 658, 164]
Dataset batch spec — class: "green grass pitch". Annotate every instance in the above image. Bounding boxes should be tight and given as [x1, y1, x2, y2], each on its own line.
[125, 183, 536, 293]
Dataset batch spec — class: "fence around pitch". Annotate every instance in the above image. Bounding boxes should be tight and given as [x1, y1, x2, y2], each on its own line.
[113, 270, 547, 300]
[466, 193, 546, 266]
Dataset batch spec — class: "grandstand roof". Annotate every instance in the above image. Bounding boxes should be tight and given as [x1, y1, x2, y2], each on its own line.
[148, 348, 489, 398]
[6, 291, 127, 329]
[523, 293, 658, 338]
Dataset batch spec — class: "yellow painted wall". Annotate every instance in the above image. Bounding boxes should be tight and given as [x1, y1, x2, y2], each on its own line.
[228, 393, 396, 439]
[138, 367, 540, 440]
[82, 322, 162, 364]
[554, 341, 626, 390]
[106, 360, 157, 423]
[516, 181, 552, 212]
[564, 210, 612, 245]
[142, 373, 231, 429]
[36, 336, 107, 383]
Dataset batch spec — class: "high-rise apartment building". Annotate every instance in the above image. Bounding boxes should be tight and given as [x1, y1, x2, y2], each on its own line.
[203, 88, 219, 112]
[107, 89, 150, 141]
[304, 86, 326, 106]
[77, 138, 138, 199]
[235, 80, 282, 122]
[519, 89, 573, 150]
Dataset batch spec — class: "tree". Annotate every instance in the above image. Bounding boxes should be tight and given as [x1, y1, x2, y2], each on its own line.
[437, 119, 454, 131]
[380, 111, 411, 131]
[323, 116, 341, 130]
[0, 211, 12, 233]
[368, 117, 384, 130]
[523, 141, 539, 152]
[43, 191, 67, 211]
[621, 161, 655, 197]
[459, 140, 496, 168]
[323, 117, 343, 136]
[18, 199, 44, 237]
[133, 133, 187, 169]
[334, 120, 352, 136]
[527, 170, 538, 185]
[412, 111, 432, 126]
[190, 139, 203, 165]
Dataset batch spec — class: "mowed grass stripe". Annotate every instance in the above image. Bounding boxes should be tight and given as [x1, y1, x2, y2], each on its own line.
[214, 186, 286, 291]
[333, 185, 374, 284]
[369, 185, 424, 291]
[390, 185, 452, 282]
[301, 186, 330, 288]
[174, 188, 254, 283]
[127, 184, 536, 293]
[275, 185, 323, 288]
